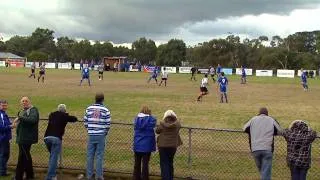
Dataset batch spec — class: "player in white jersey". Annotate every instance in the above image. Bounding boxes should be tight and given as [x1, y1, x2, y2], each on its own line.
[38, 63, 46, 83]
[209, 66, 216, 83]
[159, 67, 169, 87]
[197, 74, 209, 101]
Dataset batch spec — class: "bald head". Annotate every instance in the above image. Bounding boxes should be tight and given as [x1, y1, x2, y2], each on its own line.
[20, 97, 31, 109]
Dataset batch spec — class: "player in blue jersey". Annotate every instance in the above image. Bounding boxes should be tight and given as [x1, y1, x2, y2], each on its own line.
[217, 64, 222, 77]
[79, 65, 91, 86]
[218, 72, 228, 103]
[197, 74, 209, 102]
[147, 67, 158, 84]
[301, 69, 308, 91]
[241, 66, 246, 84]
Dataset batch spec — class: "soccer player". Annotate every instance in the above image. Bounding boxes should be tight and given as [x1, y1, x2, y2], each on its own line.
[218, 72, 228, 103]
[98, 63, 104, 80]
[147, 67, 158, 84]
[209, 66, 216, 83]
[159, 67, 168, 87]
[28, 62, 36, 79]
[217, 64, 222, 77]
[79, 65, 91, 86]
[37, 63, 46, 83]
[190, 67, 197, 81]
[301, 69, 308, 91]
[241, 66, 246, 84]
[197, 74, 209, 102]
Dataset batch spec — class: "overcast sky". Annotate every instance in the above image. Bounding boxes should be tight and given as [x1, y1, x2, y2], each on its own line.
[1, 0, 320, 46]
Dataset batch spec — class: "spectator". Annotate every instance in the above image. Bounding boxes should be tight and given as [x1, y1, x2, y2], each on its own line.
[0, 100, 15, 177]
[14, 97, 39, 180]
[282, 120, 317, 180]
[44, 104, 78, 180]
[84, 93, 111, 180]
[156, 110, 182, 180]
[133, 106, 156, 180]
[243, 107, 281, 180]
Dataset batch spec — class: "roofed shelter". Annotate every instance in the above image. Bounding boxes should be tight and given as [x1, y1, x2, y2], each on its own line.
[0, 52, 26, 67]
[103, 56, 127, 71]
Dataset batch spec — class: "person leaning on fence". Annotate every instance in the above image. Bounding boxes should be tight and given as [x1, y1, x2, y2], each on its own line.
[282, 120, 317, 180]
[0, 100, 16, 177]
[132, 106, 157, 180]
[156, 110, 182, 180]
[243, 107, 281, 180]
[84, 93, 111, 180]
[13, 97, 40, 180]
[44, 104, 78, 180]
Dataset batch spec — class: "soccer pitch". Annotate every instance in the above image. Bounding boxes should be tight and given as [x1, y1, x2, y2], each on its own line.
[1, 68, 320, 131]
[2, 68, 320, 179]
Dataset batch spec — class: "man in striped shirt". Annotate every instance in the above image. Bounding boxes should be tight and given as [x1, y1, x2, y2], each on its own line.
[84, 93, 111, 180]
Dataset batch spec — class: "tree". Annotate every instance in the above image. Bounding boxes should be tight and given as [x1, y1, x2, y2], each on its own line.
[5, 36, 29, 56]
[132, 37, 157, 64]
[27, 51, 48, 61]
[29, 28, 56, 57]
[56, 37, 75, 62]
[163, 39, 186, 66]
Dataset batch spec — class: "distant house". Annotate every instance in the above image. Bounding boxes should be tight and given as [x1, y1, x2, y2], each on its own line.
[0, 52, 26, 67]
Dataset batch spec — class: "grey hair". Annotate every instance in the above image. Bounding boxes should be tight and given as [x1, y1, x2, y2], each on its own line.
[57, 104, 67, 112]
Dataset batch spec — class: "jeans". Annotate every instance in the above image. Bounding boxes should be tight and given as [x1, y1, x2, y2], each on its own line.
[133, 152, 151, 180]
[252, 150, 273, 180]
[86, 135, 107, 179]
[15, 144, 34, 180]
[290, 166, 308, 180]
[44, 136, 62, 180]
[0, 141, 10, 175]
[159, 148, 177, 180]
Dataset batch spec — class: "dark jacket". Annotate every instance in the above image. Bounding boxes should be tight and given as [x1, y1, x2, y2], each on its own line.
[282, 120, 317, 169]
[0, 110, 11, 142]
[44, 111, 78, 140]
[133, 113, 156, 152]
[156, 116, 182, 148]
[16, 106, 39, 144]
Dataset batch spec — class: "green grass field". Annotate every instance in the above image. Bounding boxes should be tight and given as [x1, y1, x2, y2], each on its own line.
[1, 68, 320, 179]
[1, 67, 320, 130]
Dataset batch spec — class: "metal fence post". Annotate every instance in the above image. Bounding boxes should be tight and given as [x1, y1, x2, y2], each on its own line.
[59, 143, 63, 177]
[188, 128, 192, 179]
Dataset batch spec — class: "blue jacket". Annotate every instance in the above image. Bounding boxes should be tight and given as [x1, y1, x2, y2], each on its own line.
[0, 110, 12, 142]
[133, 113, 156, 152]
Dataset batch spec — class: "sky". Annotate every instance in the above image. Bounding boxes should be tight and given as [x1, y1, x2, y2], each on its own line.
[1, 0, 320, 47]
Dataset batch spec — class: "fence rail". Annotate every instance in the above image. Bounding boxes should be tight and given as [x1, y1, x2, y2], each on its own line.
[7, 118, 320, 179]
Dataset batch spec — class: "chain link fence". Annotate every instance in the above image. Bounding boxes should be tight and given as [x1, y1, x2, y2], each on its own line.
[7, 118, 320, 179]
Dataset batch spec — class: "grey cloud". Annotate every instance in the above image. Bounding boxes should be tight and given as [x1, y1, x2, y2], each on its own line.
[1, 0, 320, 43]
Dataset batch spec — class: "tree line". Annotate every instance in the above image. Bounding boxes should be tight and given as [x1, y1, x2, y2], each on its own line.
[0, 27, 320, 69]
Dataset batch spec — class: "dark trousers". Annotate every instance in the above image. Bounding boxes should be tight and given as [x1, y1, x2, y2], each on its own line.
[0, 141, 10, 175]
[159, 148, 177, 180]
[133, 152, 151, 180]
[290, 166, 308, 180]
[15, 144, 34, 180]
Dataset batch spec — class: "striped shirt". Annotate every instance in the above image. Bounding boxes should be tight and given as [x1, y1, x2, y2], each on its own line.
[84, 103, 111, 136]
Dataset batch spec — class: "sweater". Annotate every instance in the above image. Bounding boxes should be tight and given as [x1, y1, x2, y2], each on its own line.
[133, 113, 156, 152]
[44, 111, 78, 140]
[16, 106, 39, 144]
[156, 117, 182, 148]
[243, 114, 281, 152]
[0, 110, 11, 142]
[84, 103, 111, 136]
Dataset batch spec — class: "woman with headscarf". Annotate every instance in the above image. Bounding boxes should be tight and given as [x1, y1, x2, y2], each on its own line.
[282, 120, 317, 180]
